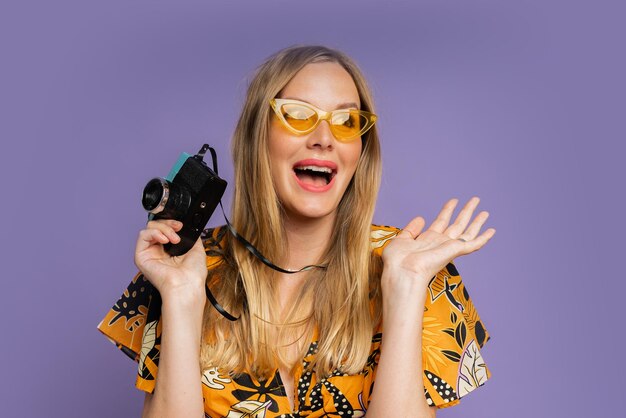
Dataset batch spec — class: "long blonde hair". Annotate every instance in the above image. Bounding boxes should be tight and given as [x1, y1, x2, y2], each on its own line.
[200, 45, 383, 379]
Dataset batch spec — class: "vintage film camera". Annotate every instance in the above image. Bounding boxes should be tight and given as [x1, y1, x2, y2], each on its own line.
[141, 144, 226, 256]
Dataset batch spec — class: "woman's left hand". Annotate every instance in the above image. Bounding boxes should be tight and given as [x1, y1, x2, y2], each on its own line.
[381, 196, 496, 300]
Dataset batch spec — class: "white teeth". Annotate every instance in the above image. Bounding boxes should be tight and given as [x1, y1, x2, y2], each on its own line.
[296, 165, 333, 174]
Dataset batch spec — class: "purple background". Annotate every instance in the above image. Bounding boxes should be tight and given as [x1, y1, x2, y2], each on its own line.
[1, 0, 624, 417]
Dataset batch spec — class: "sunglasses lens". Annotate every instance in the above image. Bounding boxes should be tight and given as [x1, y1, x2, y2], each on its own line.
[331, 110, 367, 140]
[281, 103, 318, 132]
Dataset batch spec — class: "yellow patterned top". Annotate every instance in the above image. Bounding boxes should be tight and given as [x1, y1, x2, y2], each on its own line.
[97, 224, 491, 417]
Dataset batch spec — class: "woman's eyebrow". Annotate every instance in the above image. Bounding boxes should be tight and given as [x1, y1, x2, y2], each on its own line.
[336, 101, 360, 110]
[282, 96, 360, 110]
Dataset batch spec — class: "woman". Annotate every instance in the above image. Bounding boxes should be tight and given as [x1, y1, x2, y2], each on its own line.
[98, 45, 495, 417]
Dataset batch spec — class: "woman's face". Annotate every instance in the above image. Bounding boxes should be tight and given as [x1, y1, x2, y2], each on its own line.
[268, 62, 363, 223]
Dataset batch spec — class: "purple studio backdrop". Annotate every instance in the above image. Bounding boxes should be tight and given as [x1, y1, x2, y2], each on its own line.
[1, 1, 624, 417]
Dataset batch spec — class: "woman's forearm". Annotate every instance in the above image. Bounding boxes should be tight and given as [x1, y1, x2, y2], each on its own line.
[142, 289, 206, 418]
[366, 271, 435, 418]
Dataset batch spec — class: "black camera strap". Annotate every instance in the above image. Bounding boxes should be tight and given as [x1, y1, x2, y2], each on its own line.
[203, 145, 328, 321]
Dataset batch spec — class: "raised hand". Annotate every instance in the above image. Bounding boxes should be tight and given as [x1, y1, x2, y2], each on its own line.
[381, 197, 495, 299]
[134, 219, 208, 302]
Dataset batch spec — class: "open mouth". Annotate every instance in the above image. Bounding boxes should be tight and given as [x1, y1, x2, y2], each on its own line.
[293, 165, 336, 187]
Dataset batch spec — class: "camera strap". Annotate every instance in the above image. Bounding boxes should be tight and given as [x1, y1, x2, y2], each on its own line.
[203, 145, 328, 321]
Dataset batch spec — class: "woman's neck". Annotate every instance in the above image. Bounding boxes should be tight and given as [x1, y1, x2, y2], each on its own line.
[281, 212, 335, 271]
[274, 212, 335, 321]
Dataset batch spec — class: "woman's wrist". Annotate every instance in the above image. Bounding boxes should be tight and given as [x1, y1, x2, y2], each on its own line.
[160, 282, 207, 315]
[381, 267, 429, 302]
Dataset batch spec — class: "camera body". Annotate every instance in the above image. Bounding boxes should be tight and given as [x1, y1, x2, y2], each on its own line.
[141, 144, 227, 256]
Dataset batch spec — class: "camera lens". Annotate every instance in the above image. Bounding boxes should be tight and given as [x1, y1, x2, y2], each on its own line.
[142, 177, 191, 219]
[142, 178, 165, 211]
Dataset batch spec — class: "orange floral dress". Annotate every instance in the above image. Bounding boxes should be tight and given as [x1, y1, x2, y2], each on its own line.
[98, 224, 491, 417]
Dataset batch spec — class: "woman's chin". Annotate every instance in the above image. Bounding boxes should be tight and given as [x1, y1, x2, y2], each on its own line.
[283, 203, 338, 224]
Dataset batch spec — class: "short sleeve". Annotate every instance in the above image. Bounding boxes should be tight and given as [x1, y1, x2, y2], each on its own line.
[369, 224, 492, 409]
[97, 272, 163, 393]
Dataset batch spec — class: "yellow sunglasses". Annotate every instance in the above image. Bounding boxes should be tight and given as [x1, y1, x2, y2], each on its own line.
[270, 98, 377, 142]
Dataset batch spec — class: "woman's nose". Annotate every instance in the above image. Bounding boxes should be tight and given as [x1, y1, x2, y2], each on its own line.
[306, 120, 335, 149]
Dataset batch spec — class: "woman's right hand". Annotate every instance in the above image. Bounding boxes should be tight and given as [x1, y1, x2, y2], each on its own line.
[134, 219, 208, 303]
[136, 220, 208, 418]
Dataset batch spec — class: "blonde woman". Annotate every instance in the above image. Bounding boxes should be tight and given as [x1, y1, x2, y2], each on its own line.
[99, 45, 495, 417]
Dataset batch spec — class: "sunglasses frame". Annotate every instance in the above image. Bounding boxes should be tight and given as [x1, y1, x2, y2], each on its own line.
[269, 98, 377, 142]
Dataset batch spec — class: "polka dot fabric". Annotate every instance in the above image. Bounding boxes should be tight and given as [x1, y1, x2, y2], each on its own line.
[98, 225, 492, 416]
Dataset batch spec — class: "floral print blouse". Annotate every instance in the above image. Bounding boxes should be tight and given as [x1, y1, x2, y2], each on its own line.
[98, 224, 491, 417]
